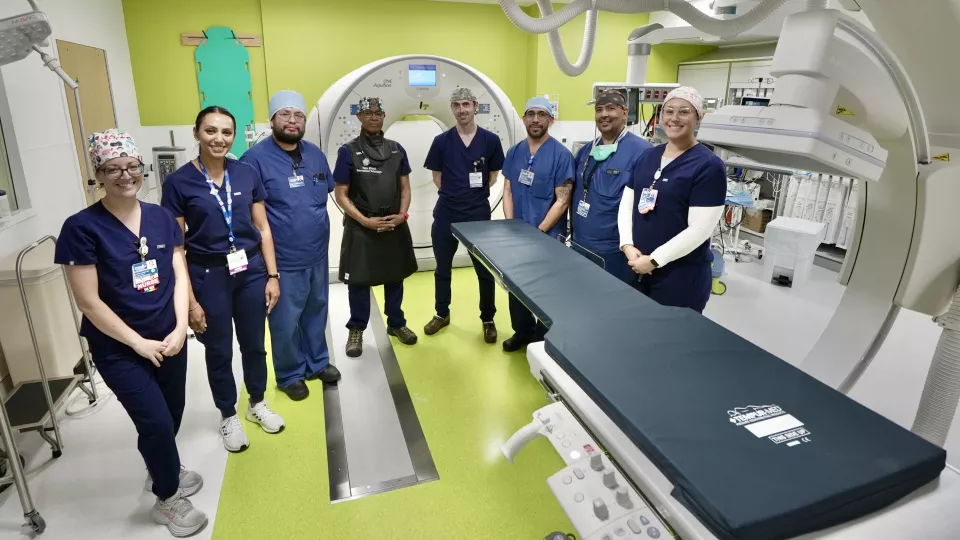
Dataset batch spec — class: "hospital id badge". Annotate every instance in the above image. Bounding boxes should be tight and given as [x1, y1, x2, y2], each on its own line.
[518, 169, 534, 186]
[638, 188, 658, 214]
[288, 175, 305, 188]
[577, 200, 590, 218]
[469, 171, 484, 188]
[227, 249, 248, 276]
[132, 259, 159, 293]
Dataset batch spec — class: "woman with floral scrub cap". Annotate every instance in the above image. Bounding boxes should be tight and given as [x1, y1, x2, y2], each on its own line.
[54, 129, 208, 537]
[618, 86, 727, 313]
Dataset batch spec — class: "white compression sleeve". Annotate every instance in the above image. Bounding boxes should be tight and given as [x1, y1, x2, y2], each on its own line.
[650, 206, 724, 266]
[618, 186, 635, 249]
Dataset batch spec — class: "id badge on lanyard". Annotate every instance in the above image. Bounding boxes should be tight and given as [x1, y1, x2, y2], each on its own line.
[638, 188, 658, 214]
[577, 200, 590, 217]
[132, 237, 159, 293]
[199, 161, 248, 274]
[518, 154, 535, 186]
[470, 158, 485, 188]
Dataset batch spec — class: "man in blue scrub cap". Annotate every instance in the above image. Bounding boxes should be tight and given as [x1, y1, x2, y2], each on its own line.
[423, 87, 506, 344]
[571, 89, 653, 284]
[501, 96, 574, 352]
[241, 90, 341, 401]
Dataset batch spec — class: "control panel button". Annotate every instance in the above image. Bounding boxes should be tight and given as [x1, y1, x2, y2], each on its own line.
[562, 441, 572, 448]
[602, 535, 612, 540]
[546, 425, 554, 434]
[615, 527, 627, 537]
[573, 468, 585, 480]
[639, 516, 650, 526]
[556, 432, 565, 440]
[590, 453, 604, 471]
[603, 470, 618, 489]
[647, 527, 661, 538]
[574, 493, 585, 503]
[593, 498, 609, 520]
[539, 415, 551, 425]
[562, 475, 572, 485]
[627, 518, 642, 534]
[616, 487, 631, 507]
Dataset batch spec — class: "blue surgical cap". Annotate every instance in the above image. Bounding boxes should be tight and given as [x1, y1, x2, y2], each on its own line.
[269, 90, 306, 119]
[524, 96, 555, 118]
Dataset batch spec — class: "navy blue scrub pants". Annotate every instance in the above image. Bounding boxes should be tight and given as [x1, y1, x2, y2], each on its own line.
[633, 262, 712, 313]
[431, 215, 496, 322]
[508, 293, 548, 339]
[95, 346, 187, 500]
[348, 282, 405, 330]
[190, 253, 268, 418]
[268, 258, 330, 389]
[598, 251, 638, 286]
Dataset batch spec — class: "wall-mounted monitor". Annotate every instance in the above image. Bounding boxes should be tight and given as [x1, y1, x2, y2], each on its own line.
[408, 64, 437, 87]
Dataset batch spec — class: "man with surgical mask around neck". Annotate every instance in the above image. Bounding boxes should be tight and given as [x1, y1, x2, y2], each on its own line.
[571, 89, 653, 284]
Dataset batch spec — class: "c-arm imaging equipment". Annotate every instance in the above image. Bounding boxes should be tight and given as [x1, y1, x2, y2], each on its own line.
[488, 1, 960, 539]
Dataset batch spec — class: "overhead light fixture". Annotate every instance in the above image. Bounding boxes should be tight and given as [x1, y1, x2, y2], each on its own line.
[0, 7, 51, 67]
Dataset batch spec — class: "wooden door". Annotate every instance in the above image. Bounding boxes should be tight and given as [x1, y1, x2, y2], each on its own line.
[57, 40, 118, 206]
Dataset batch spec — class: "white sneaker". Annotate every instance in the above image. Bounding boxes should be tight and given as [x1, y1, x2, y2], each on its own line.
[245, 401, 286, 434]
[145, 466, 203, 497]
[219, 415, 250, 453]
[151, 489, 208, 537]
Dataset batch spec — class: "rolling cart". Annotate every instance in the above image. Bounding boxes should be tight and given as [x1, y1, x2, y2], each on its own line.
[0, 236, 99, 534]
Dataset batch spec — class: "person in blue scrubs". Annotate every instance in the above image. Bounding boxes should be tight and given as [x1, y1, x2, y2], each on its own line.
[240, 90, 341, 402]
[423, 87, 505, 343]
[333, 97, 419, 358]
[501, 96, 574, 352]
[162, 106, 286, 453]
[619, 86, 726, 313]
[55, 130, 208, 536]
[571, 89, 652, 285]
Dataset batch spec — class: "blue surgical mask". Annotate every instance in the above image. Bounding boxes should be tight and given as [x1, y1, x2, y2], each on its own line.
[590, 143, 619, 162]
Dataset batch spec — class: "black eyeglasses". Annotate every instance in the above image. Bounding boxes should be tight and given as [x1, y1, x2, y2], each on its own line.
[101, 164, 145, 180]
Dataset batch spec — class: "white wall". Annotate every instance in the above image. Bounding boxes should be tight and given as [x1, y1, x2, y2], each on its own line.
[0, 0, 141, 260]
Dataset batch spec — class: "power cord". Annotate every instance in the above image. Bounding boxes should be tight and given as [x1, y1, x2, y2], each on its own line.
[65, 370, 115, 418]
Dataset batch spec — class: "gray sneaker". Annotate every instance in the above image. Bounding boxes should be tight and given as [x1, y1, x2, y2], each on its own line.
[346, 328, 363, 357]
[145, 466, 203, 497]
[151, 490, 208, 537]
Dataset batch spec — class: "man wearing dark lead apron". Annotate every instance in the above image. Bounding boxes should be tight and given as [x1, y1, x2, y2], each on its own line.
[333, 97, 418, 357]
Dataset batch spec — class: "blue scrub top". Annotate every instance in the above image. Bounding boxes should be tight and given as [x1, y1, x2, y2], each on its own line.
[54, 201, 184, 357]
[160, 159, 265, 256]
[503, 136, 574, 238]
[333, 143, 413, 185]
[240, 137, 334, 271]
[631, 143, 726, 266]
[572, 132, 652, 254]
[424, 127, 505, 220]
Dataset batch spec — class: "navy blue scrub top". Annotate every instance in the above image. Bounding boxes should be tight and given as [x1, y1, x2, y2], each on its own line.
[240, 137, 334, 271]
[160, 159, 265, 256]
[631, 143, 726, 266]
[424, 127, 505, 220]
[332, 143, 413, 185]
[503, 136, 574, 238]
[572, 132, 652, 254]
[54, 202, 184, 356]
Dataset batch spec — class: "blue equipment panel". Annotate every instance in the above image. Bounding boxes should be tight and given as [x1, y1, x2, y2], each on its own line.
[452, 219, 946, 540]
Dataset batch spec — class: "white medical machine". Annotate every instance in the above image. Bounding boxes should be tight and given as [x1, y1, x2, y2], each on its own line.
[150, 146, 188, 195]
[304, 55, 524, 277]
[497, 1, 960, 539]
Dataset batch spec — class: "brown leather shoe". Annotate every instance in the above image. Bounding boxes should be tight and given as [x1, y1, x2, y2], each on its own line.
[483, 321, 498, 344]
[424, 315, 450, 336]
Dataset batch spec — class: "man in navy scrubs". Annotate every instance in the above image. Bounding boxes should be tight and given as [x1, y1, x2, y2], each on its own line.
[423, 87, 505, 343]
[501, 96, 574, 352]
[241, 90, 341, 402]
[333, 97, 419, 358]
[571, 89, 652, 284]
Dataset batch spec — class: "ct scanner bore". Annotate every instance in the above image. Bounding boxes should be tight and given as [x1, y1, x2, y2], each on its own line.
[304, 55, 525, 276]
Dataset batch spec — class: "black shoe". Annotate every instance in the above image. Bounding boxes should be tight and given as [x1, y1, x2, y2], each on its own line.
[483, 321, 498, 344]
[424, 315, 450, 336]
[280, 380, 309, 401]
[388, 326, 418, 345]
[502, 333, 533, 353]
[308, 365, 342, 384]
[346, 328, 363, 358]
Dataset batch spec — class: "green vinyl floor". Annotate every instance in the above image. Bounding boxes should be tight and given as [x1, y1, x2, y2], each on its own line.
[213, 268, 573, 539]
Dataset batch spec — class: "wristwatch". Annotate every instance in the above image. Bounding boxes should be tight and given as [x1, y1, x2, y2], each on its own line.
[650, 258, 660, 268]
[267, 273, 280, 281]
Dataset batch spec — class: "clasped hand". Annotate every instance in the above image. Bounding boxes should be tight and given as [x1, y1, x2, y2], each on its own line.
[623, 245, 656, 275]
[365, 214, 406, 233]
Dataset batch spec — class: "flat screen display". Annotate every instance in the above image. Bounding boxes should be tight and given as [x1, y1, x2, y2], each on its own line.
[742, 97, 771, 107]
[408, 64, 437, 87]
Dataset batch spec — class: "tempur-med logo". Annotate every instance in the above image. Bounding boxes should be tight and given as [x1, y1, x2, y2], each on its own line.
[728, 404, 812, 447]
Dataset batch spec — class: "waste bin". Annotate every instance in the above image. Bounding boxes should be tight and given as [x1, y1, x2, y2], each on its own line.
[0, 241, 82, 385]
[762, 217, 826, 289]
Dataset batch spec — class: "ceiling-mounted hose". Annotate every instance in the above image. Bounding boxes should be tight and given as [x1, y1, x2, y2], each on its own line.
[537, 0, 598, 76]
